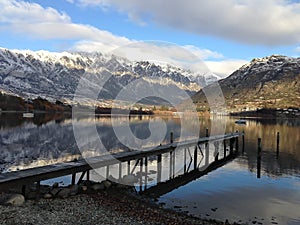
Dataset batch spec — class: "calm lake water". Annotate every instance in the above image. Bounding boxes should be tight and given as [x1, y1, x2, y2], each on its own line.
[0, 113, 299, 224]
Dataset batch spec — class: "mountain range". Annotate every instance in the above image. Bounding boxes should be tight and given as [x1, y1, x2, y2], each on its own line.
[192, 55, 300, 112]
[0, 48, 299, 112]
[0, 48, 216, 106]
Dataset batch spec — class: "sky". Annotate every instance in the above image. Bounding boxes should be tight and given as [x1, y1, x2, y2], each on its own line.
[0, 0, 300, 76]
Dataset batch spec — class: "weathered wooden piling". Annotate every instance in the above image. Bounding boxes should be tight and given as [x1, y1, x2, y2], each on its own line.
[157, 154, 162, 183]
[276, 132, 280, 158]
[257, 138, 262, 179]
[205, 128, 209, 137]
[242, 130, 245, 153]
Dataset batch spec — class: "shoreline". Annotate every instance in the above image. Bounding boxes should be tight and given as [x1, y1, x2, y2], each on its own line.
[0, 184, 234, 225]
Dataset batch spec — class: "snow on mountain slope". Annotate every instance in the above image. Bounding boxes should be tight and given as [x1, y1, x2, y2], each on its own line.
[0, 48, 215, 105]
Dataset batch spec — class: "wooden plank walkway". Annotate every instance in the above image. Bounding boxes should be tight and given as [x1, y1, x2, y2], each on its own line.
[0, 132, 243, 191]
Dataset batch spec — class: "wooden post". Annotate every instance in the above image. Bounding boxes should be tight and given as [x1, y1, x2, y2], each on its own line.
[87, 170, 90, 181]
[72, 173, 76, 185]
[170, 132, 174, 144]
[169, 151, 173, 179]
[257, 138, 262, 179]
[157, 154, 162, 183]
[276, 132, 280, 158]
[205, 128, 209, 137]
[35, 181, 40, 201]
[172, 150, 175, 178]
[194, 146, 198, 170]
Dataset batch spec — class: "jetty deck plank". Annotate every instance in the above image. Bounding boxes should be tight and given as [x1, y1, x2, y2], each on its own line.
[0, 132, 243, 190]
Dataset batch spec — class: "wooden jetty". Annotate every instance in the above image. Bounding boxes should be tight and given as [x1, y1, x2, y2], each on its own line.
[0, 131, 244, 194]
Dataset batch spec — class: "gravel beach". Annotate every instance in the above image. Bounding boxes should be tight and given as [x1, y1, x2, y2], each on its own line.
[0, 188, 229, 225]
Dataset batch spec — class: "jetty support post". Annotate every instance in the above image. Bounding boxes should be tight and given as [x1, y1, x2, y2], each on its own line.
[184, 148, 187, 173]
[194, 146, 198, 170]
[157, 154, 162, 183]
[242, 130, 245, 153]
[206, 128, 209, 137]
[276, 132, 280, 158]
[257, 138, 262, 179]
[72, 173, 76, 185]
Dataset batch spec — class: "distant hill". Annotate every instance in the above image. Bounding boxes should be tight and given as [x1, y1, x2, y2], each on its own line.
[192, 55, 300, 113]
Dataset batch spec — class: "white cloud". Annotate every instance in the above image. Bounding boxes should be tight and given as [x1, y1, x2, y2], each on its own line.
[78, 0, 300, 46]
[205, 59, 248, 77]
[0, 0, 246, 76]
[295, 46, 300, 53]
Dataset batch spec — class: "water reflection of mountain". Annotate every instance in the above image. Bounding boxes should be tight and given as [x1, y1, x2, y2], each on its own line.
[0, 115, 185, 172]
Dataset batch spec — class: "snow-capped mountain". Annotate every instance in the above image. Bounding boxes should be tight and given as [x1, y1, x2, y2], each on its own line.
[0, 48, 213, 105]
[192, 55, 300, 110]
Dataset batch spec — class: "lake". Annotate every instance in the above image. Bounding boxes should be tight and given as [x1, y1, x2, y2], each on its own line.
[0, 113, 299, 224]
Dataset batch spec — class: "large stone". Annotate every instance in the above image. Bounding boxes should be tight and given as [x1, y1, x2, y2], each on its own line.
[102, 180, 112, 189]
[5, 194, 25, 206]
[57, 188, 71, 199]
[50, 188, 61, 197]
[91, 183, 105, 191]
[43, 193, 52, 199]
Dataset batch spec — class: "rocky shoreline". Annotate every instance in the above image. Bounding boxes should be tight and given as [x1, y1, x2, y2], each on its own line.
[0, 180, 236, 225]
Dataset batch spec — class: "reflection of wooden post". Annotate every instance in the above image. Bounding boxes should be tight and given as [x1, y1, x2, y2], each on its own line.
[106, 165, 109, 179]
[157, 154, 162, 183]
[145, 157, 148, 189]
[257, 138, 262, 179]
[229, 138, 234, 154]
[223, 140, 226, 158]
[119, 162, 122, 180]
[172, 150, 175, 178]
[184, 148, 187, 173]
[235, 130, 239, 152]
[206, 128, 209, 137]
[214, 142, 219, 161]
[127, 161, 130, 175]
[139, 158, 143, 191]
[242, 130, 245, 153]
[170, 132, 174, 144]
[194, 146, 198, 170]
[205, 141, 209, 165]
[276, 132, 280, 158]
